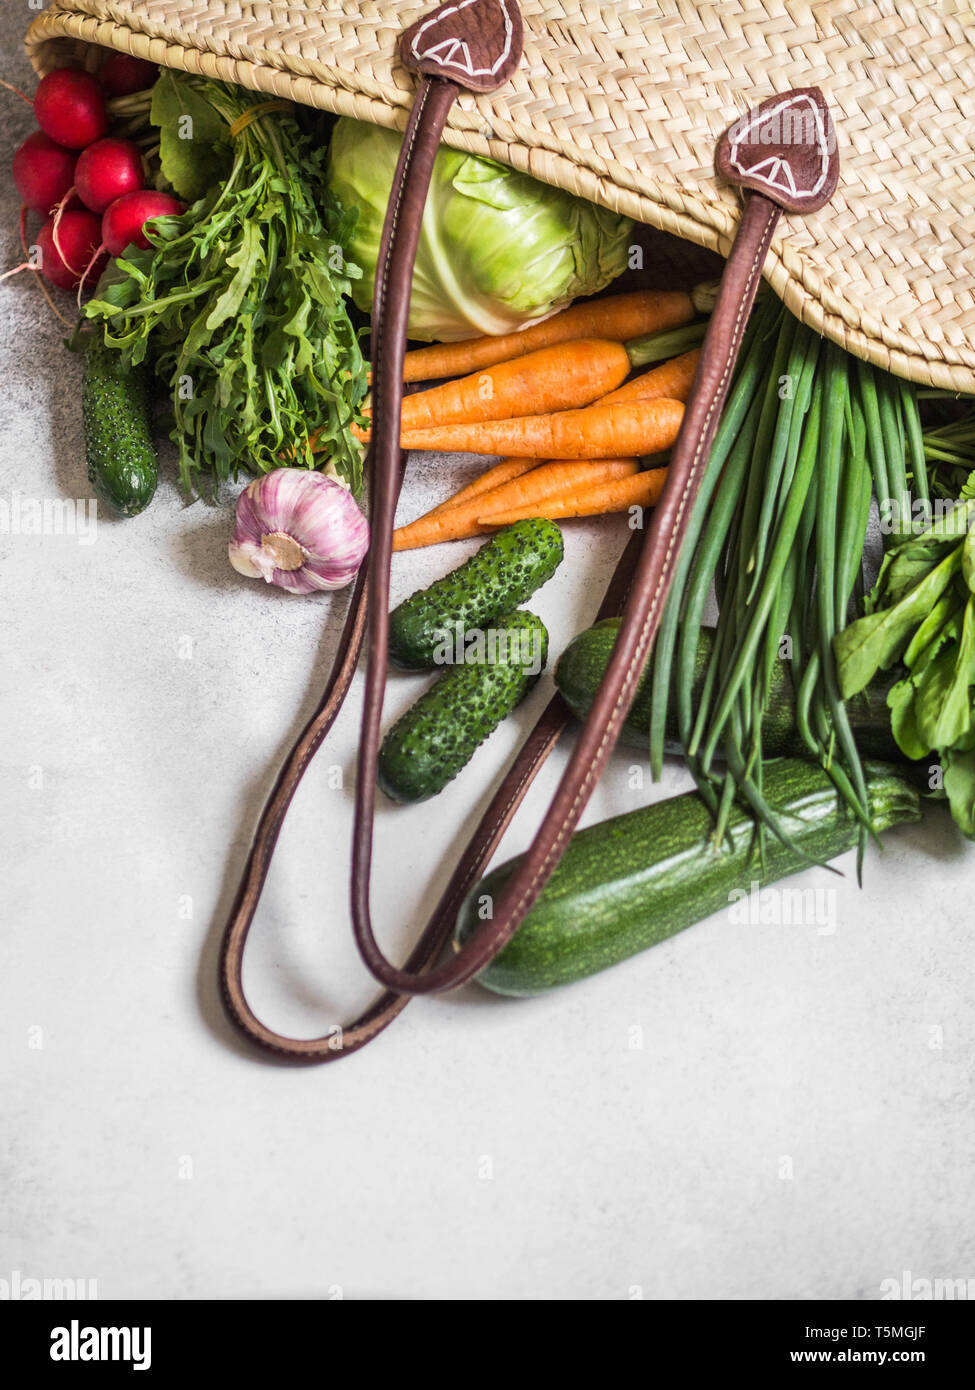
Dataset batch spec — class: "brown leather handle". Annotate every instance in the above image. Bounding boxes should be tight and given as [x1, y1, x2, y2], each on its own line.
[218, 16, 840, 1059]
[349, 194, 782, 996]
[349, 84, 840, 997]
[220, 0, 538, 1058]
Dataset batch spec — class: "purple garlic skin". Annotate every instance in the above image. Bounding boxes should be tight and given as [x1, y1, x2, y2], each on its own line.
[229, 468, 369, 594]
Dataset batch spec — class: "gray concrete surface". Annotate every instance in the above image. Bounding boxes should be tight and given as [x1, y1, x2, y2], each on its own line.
[2, 8, 974, 1301]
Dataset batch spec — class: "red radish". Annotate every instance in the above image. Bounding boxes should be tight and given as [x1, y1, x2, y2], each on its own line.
[74, 138, 144, 214]
[11, 131, 77, 215]
[98, 53, 159, 97]
[36, 210, 106, 290]
[34, 69, 109, 149]
[102, 190, 184, 256]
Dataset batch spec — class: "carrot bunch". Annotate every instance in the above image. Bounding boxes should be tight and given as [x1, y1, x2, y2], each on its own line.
[364, 290, 706, 548]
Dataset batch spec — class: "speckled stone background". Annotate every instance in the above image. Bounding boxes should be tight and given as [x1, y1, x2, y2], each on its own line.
[2, 5, 974, 1302]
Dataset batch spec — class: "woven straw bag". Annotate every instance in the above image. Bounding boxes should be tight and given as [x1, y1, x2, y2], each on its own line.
[25, 0, 975, 395]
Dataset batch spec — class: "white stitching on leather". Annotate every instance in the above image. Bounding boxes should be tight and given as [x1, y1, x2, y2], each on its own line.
[372, 82, 430, 374]
[410, 0, 514, 79]
[729, 93, 830, 201]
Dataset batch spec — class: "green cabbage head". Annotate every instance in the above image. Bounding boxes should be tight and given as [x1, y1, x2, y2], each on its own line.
[327, 117, 633, 342]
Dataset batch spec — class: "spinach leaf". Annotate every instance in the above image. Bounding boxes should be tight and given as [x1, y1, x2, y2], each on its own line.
[964, 519, 975, 593]
[887, 678, 929, 761]
[833, 546, 962, 698]
[841, 497, 975, 838]
[913, 643, 971, 751]
[943, 747, 975, 839]
[903, 588, 963, 669]
[150, 70, 231, 202]
[869, 528, 955, 611]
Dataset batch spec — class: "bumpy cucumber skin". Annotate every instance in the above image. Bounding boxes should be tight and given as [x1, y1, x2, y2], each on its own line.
[556, 618, 903, 759]
[82, 337, 157, 517]
[455, 759, 921, 995]
[379, 610, 548, 804]
[388, 519, 563, 670]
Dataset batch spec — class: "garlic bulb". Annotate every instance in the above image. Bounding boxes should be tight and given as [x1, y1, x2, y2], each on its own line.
[229, 468, 369, 594]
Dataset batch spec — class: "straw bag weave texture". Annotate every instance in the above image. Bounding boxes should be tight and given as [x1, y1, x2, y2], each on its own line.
[25, 0, 975, 393]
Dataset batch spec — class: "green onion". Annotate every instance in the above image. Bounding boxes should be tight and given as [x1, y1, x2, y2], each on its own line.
[646, 300, 930, 864]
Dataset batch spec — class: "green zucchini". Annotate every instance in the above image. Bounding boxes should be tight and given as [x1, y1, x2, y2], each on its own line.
[455, 758, 921, 995]
[82, 337, 157, 517]
[388, 519, 563, 670]
[379, 609, 548, 803]
[555, 618, 903, 759]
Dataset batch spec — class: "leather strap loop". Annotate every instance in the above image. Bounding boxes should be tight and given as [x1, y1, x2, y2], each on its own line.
[220, 169, 778, 1050]
[220, 505, 644, 1061]
[347, 193, 781, 996]
[217, 22, 840, 1057]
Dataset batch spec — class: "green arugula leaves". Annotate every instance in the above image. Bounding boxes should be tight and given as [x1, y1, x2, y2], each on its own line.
[85, 73, 368, 494]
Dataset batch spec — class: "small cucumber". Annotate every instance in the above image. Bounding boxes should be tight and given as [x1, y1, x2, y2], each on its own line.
[388, 519, 563, 670]
[455, 758, 922, 995]
[82, 337, 157, 517]
[379, 609, 548, 803]
[555, 618, 903, 759]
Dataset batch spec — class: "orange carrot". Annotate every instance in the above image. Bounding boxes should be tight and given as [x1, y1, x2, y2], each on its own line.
[597, 348, 700, 406]
[478, 459, 639, 514]
[476, 467, 668, 526]
[400, 291, 695, 383]
[425, 457, 544, 519]
[393, 459, 639, 550]
[399, 398, 685, 459]
[364, 339, 630, 434]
